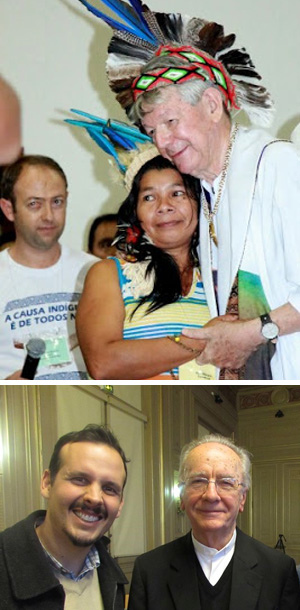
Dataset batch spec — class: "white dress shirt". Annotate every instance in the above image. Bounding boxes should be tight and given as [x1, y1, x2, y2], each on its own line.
[192, 529, 236, 586]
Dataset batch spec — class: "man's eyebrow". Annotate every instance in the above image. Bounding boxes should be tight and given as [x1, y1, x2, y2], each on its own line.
[25, 196, 45, 201]
[64, 470, 122, 489]
[24, 193, 66, 201]
[64, 469, 88, 478]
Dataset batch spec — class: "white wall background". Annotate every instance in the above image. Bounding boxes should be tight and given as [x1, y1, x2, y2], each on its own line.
[1, 0, 299, 250]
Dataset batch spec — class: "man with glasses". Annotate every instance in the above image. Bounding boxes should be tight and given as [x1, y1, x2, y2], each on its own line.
[128, 434, 300, 609]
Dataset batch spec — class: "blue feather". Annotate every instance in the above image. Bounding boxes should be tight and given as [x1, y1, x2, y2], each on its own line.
[95, 0, 146, 30]
[65, 109, 155, 175]
[103, 123, 137, 150]
[68, 109, 152, 142]
[127, 0, 153, 36]
[78, 0, 156, 44]
[87, 126, 126, 171]
[99, 0, 157, 42]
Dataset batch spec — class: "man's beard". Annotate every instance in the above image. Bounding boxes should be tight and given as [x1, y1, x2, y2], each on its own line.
[64, 528, 102, 547]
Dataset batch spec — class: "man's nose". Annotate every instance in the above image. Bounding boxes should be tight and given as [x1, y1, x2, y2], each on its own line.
[154, 126, 172, 151]
[202, 480, 221, 500]
[83, 484, 104, 504]
[41, 202, 55, 221]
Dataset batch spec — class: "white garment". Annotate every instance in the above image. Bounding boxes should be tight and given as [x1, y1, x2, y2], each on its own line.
[199, 125, 300, 380]
[0, 245, 96, 379]
[192, 530, 236, 586]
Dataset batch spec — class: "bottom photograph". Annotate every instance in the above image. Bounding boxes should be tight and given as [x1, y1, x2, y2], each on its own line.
[0, 383, 300, 609]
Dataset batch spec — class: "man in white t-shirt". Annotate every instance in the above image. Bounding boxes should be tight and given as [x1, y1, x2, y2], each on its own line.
[0, 154, 96, 379]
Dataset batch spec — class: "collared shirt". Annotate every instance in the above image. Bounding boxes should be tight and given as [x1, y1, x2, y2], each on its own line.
[43, 544, 100, 582]
[192, 529, 236, 586]
[35, 516, 100, 581]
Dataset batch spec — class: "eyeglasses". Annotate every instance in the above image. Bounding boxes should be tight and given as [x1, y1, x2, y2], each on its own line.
[181, 476, 245, 495]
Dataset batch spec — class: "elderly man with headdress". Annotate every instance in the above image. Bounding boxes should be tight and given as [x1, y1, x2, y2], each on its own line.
[75, 0, 300, 380]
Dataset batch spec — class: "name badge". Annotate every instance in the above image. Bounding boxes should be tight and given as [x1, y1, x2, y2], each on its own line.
[39, 336, 71, 367]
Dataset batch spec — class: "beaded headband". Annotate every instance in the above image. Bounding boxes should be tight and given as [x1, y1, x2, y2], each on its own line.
[132, 45, 238, 109]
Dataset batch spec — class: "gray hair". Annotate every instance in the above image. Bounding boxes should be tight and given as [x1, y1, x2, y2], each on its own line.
[129, 54, 230, 124]
[178, 434, 252, 490]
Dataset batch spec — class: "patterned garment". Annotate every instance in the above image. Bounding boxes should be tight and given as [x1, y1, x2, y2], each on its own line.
[113, 257, 210, 380]
[220, 269, 275, 380]
[42, 543, 100, 582]
[238, 269, 275, 379]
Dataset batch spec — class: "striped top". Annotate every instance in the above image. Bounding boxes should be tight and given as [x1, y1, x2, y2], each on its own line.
[113, 257, 210, 380]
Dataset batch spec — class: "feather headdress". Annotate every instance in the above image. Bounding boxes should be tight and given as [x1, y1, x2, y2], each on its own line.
[77, 0, 274, 126]
[65, 109, 158, 190]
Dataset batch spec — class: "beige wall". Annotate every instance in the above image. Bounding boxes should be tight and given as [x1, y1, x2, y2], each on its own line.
[237, 386, 300, 563]
[1, 0, 299, 250]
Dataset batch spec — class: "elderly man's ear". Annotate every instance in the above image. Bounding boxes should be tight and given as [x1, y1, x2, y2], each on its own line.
[201, 88, 225, 123]
[0, 198, 14, 222]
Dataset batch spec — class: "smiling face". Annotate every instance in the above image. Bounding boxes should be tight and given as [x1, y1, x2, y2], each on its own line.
[141, 87, 222, 181]
[136, 167, 198, 254]
[40, 441, 125, 551]
[180, 442, 247, 549]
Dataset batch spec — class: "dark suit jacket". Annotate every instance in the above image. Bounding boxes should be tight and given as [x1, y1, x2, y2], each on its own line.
[0, 510, 128, 610]
[128, 529, 300, 610]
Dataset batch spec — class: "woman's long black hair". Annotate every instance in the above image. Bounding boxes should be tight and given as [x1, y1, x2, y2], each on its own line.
[116, 155, 201, 315]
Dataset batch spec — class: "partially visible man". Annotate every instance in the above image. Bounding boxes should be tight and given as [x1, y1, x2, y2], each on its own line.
[88, 213, 117, 259]
[77, 1, 300, 379]
[0, 424, 128, 610]
[128, 434, 300, 610]
[0, 155, 96, 379]
[0, 74, 21, 165]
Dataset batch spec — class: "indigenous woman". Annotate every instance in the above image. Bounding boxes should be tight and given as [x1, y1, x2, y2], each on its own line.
[76, 155, 212, 380]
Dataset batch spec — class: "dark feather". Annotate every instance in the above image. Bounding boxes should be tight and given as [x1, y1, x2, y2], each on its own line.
[220, 48, 255, 68]
[142, 9, 170, 43]
[196, 23, 236, 57]
[109, 31, 156, 59]
[116, 88, 136, 114]
[155, 12, 184, 43]
[221, 49, 261, 80]
[237, 82, 272, 107]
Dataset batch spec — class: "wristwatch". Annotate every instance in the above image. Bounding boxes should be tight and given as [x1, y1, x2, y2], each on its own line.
[260, 313, 279, 343]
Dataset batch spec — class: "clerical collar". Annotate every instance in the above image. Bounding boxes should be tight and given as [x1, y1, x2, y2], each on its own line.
[192, 528, 236, 558]
[201, 173, 221, 204]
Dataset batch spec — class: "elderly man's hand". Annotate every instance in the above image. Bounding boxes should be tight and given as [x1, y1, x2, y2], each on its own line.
[182, 316, 263, 369]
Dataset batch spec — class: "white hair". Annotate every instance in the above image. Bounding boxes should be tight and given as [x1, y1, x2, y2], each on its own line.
[178, 434, 252, 490]
[129, 54, 230, 124]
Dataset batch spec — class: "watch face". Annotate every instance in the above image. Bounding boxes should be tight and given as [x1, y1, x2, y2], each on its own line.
[262, 321, 278, 340]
